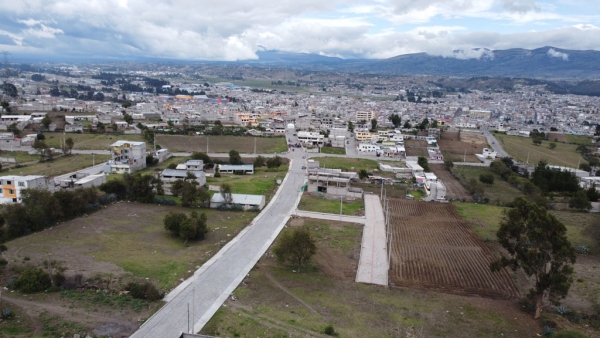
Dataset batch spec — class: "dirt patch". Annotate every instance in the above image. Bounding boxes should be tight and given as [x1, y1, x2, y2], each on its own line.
[548, 132, 568, 143]
[313, 246, 358, 281]
[388, 199, 519, 299]
[430, 163, 474, 202]
[439, 139, 487, 163]
[404, 139, 429, 157]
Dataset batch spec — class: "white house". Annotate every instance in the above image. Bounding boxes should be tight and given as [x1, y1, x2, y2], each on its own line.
[210, 193, 266, 210]
[104, 140, 147, 174]
[0, 175, 55, 204]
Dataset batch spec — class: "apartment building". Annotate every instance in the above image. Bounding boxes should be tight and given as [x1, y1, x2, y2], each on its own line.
[0, 175, 55, 204]
[355, 111, 375, 121]
[104, 140, 147, 174]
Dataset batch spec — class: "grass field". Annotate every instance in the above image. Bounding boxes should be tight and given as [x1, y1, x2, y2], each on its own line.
[565, 134, 594, 145]
[156, 135, 287, 153]
[2, 154, 110, 177]
[298, 193, 364, 216]
[454, 203, 598, 251]
[206, 166, 288, 197]
[43, 132, 144, 150]
[314, 157, 380, 172]
[319, 147, 346, 155]
[0, 151, 39, 163]
[453, 165, 523, 204]
[201, 218, 542, 338]
[494, 133, 585, 167]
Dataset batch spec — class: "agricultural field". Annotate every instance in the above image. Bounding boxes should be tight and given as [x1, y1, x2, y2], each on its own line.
[404, 139, 429, 157]
[3, 153, 110, 177]
[313, 156, 380, 172]
[298, 192, 364, 216]
[201, 218, 542, 337]
[156, 135, 287, 154]
[43, 132, 144, 150]
[1, 202, 256, 337]
[388, 199, 519, 299]
[439, 133, 488, 163]
[429, 163, 474, 202]
[451, 165, 523, 204]
[494, 132, 586, 167]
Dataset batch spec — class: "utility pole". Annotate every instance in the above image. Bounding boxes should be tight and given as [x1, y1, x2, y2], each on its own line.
[339, 195, 342, 221]
[527, 151, 530, 164]
[92, 153, 95, 166]
[463, 148, 466, 162]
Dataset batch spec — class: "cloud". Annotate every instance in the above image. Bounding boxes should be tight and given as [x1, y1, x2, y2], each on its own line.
[547, 48, 569, 61]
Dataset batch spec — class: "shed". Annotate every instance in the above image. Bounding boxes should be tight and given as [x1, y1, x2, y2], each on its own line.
[210, 193, 265, 211]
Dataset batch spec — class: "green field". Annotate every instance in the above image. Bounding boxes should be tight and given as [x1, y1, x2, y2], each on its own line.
[319, 147, 346, 155]
[494, 133, 585, 167]
[43, 132, 144, 150]
[156, 135, 288, 154]
[565, 134, 594, 145]
[313, 157, 380, 172]
[201, 218, 542, 338]
[454, 203, 598, 252]
[453, 165, 523, 204]
[206, 166, 288, 197]
[3, 154, 110, 177]
[298, 193, 364, 216]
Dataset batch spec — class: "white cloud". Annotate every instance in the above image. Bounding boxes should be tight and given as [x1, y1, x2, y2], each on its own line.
[547, 48, 569, 60]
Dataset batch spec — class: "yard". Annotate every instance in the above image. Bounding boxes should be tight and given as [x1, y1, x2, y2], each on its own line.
[297, 192, 364, 216]
[42, 132, 144, 150]
[206, 165, 288, 197]
[155, 135, 287, 154]
[319, 146, 346, 155]
[0, 202, 257, 337]
[2, 153, 110, 177]
[494, 132, 586, 167]
[313, 156, 380, 173]
[452, 165, 523, 204]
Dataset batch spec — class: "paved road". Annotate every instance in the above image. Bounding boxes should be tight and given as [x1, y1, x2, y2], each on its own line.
[355, 195, 388, 286]
[294, 210, 366, 224]
[483, 130, 509, 158]
[131, 130, 306, 338]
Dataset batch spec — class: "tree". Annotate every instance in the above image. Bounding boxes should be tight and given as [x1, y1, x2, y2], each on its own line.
[254, 155, 266, 168]
[191, 151, 212, 165]
[403, 121, 412, 129]
[0, 100, 11, 113]
[419, 118, 429, 130]
[347, 121, 354, 132]
[41, 115, 52, 130]
[479, 173, 495, 185]
[389, 114, 401, 128]
[549, 142, 557, 150]
[229, 150, 243, 165]
[64, 137, 74, 155]
[164, 211, 208, 243]
[370, 118, 377, 131]
[123, 113, 133, 124]
[272, 226, 317, 272]
[2, 82, 18, 97]
[417, 156, 430, 172]
[532, 138, 542, 146]
[490, 197, 577, 319]
[358, 169, 370, 180]
[444, 160, 454, 170]
[586, 184, 600, 202]
[266, 155, 283, 170]
[220, 183, 233, 205]
[569, 190, 592, 212]
[33, 140, 51, 162]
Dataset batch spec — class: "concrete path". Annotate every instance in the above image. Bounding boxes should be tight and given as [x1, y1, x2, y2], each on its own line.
[355, 194, 388, 286]
[294, 210, 366, 224]
[130, 130, 305, 338]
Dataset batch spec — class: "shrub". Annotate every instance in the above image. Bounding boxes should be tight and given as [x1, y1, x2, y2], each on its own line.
[125, 281, 162, 301]
[323, 325, 338, 336]
[1, 308, 14, 319]
[14, 266, 51, 293]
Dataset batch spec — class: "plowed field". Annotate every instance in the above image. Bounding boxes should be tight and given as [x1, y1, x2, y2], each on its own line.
[404, 139, 428, 157]
[429, 163, 473, 202]
[388, 199, 519, 299]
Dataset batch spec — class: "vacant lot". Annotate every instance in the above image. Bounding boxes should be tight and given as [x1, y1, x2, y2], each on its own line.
[439, 139, 487, 162]
[429, 164, 474, 201]
[404, 139, 428, 157]
[388, 199, 519, 299]
[156, 135, 287, 153]
[1, 202, 256, 336]
[206, 165, 288, 197]
[313, 156, 380, 172]
[494, 133, 585, 167]
[201, 217, 541, 337]
[452, 165, 523, 204]
[319, 146, 346, 155]
[43, 132, 144, 150]
[298, 192, 364, 216]
[548, 132, 568, 143]
[3, 153, 110, 177]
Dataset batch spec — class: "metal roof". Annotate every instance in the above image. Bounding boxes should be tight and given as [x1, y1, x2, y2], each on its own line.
[211, 193, 264, 205]
[161, 169, 206, 178]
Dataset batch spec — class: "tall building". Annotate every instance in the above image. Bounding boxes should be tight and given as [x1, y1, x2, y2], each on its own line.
[0, 175, 55, 204]
[355, 111, 375, 121]
[104, 141, 147, 174]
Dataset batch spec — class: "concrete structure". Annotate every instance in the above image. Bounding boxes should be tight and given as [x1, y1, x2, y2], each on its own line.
[307, 168, 362, 197]
[0, 132, 20, 148]
[355, 131, 375, 142]
[210, 193, 266, 210]
[297, 131, 324, 146]
[0, 175, 55, 204]
[217, 164, 254, 175]
[357, 143, 380, 153]
[104, 140, 147, 174]
[355, 111, 375, 121]
[161, 169, 207, 186]
[73, 174, 106, 188]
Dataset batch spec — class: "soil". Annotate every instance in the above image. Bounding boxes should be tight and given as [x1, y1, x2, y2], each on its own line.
[430, 163, 474, 202]
[404, 139, 429, 157]
[548, 133, 568, 143]
[388, 199, 519, 299]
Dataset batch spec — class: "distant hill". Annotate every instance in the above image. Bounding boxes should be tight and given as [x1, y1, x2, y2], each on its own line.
[247, 47, 600, 79]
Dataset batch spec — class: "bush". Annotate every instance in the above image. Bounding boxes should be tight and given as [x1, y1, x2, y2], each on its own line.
[125, 281, 162, 301]
[323, 325, 338, 336]
[1, 308, 14, 319]
[14, 266, 51, 293]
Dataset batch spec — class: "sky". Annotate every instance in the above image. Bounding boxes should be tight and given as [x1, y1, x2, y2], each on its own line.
[0, 0, 599, 62]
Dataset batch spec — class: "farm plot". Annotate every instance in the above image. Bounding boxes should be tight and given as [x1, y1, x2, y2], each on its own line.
[388, 199, 519, 299]
[438, 139, 487, 163]
[547, 132, 568, 143]
[429, 163, 474, 202]
[156, 135, 287, 153]
[404, 139, 429, 157]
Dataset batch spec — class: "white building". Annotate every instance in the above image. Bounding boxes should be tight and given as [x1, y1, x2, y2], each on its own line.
[210, 193, 266, 211]
[0, 175, 55, 204]
[297, 131, 324, 146]
[104, 140, 147, 174]
[357, 143, 380, 153]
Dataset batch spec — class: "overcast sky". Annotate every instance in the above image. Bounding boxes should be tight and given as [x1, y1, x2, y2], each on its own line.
[0, 0, 598, 61]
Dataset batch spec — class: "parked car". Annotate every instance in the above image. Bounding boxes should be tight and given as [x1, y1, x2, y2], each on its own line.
[301, 166, 306, 169]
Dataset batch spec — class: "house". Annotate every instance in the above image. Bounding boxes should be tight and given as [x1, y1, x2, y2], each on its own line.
[65, 124, 84, 133]
[357, 143, 380, 153]
[104, 141, 147, 174]
[73, 174, 107, 188]
[160, 169, 207, 189]
[297, 131, 324, 146]
[306, 168, 362, 197]
[210, 193, 266, 210]
[180, 160, 204, 171]
[355, 111, 375, 121]
[217, 164, 254, 175]
[0, 175, 55, 204]
[355, 131, 375, 142]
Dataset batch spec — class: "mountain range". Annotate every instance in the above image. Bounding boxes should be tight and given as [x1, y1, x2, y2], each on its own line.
[246, 47, 600, 79]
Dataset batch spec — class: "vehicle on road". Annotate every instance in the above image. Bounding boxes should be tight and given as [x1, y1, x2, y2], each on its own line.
[302, 156, 306, 159]
[301, 166, 306, 169]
